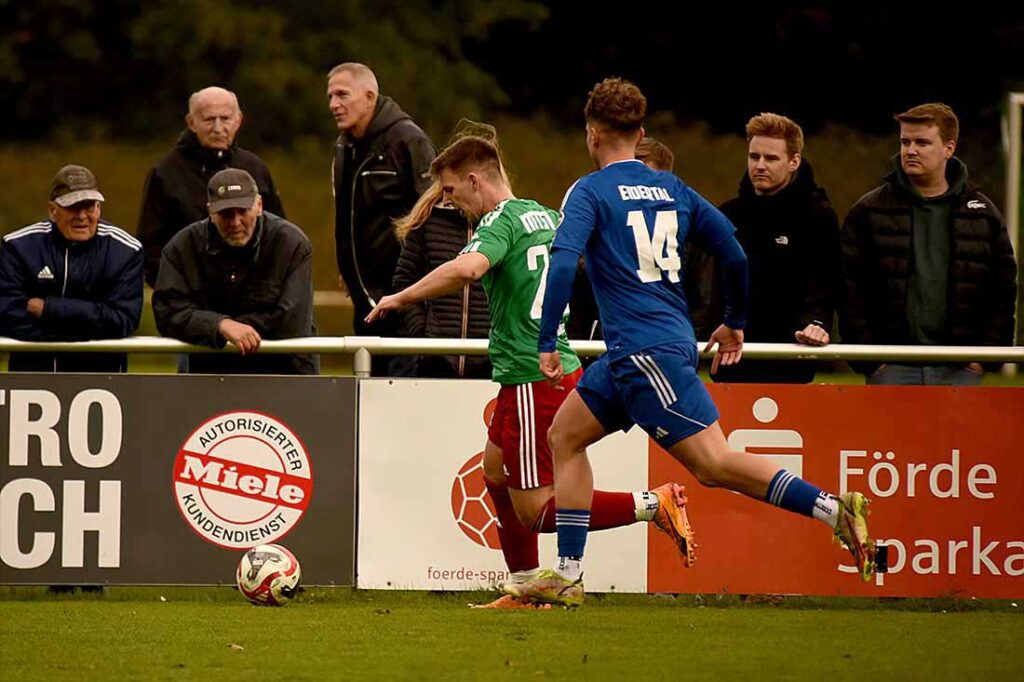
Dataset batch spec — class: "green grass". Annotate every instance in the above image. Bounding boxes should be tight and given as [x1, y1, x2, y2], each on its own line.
[0, 587, 1020, 680]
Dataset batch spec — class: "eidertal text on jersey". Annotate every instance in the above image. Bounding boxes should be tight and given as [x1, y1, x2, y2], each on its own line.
[617, 185, 674, 202]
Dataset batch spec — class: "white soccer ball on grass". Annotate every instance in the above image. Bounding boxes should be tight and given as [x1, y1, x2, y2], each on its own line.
[236, 543, 301, 606]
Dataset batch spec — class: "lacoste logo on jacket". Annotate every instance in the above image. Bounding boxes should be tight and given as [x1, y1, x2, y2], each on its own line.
[37, 265, 54, 280]
[966, 200, 986, 209]
[775, 236, 790, 245]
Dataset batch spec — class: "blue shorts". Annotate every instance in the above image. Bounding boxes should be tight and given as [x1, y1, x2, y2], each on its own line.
[576, 343, 719, 448]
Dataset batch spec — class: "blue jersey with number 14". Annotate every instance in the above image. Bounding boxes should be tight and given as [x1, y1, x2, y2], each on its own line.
[546, 159, 738, 362]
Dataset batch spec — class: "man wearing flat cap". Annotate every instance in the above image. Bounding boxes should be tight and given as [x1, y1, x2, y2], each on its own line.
[152, 167, 318, 375]
[0, 164, 143, 372]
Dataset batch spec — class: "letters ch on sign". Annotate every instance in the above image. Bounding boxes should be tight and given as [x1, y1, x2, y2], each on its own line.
[0, 389, 123, 570]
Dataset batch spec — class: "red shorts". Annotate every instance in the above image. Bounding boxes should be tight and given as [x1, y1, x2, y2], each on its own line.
[487, 369, 582, 490]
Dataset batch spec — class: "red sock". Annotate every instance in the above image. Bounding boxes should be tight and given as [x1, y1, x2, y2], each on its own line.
[485, 479, 538, 573]
[533, 491, 637, 532]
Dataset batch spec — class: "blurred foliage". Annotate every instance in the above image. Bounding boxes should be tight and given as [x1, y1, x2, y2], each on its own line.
[0, 0, 547, 145]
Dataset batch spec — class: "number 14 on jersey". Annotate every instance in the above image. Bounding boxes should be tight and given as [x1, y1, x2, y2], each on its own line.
[628, 209, 681, 283]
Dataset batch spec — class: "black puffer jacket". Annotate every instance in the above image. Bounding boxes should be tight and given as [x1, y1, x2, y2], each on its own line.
[840, 157, 1018, 374]
[333, 96, 435, 316]
[392, 205, 491, 378]
[137, 130, 286, 287]
[153, 212, 318, 375]
[710, 160, 841, 383]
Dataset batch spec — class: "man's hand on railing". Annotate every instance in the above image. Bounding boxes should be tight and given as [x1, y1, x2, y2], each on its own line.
[704, 324, 744, 375]
[365, 294, 404, 324]
[218, 319, 262, 355]
[794, 322, 830, 347]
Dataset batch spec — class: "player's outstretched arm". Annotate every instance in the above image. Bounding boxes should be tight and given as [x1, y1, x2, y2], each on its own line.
[366, 252, 490, 323]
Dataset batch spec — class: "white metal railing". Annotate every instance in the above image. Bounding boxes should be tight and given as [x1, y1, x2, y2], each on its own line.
[1, 336, 1021, 378]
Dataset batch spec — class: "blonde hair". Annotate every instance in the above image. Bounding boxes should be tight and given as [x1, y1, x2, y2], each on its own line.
[398, 120, 512, 241]
[746, 113, 804, 157]
[394, 181, 445, 241]
[431, 119, 512, 186]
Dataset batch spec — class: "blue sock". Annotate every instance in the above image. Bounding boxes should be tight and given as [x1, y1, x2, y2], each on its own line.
[765, 470, 824, 518]
[555, 509, 590, 559]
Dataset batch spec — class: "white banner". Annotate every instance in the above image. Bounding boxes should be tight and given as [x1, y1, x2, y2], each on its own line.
[358, 379, 650, 592]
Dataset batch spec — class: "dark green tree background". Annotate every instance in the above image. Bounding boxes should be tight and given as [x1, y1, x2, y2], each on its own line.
[4, 2, 1021, 146]
[0, 0, 547, 144]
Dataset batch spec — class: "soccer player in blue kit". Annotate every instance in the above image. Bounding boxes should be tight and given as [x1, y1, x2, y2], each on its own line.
[511, 78, 876, 607]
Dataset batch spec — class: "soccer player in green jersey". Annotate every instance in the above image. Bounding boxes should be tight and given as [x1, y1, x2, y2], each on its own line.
[367, 134, 695, 607]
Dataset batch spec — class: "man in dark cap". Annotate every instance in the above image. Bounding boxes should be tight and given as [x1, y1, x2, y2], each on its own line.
[0, 164, 143, 371]
[153, 168, 318, 375]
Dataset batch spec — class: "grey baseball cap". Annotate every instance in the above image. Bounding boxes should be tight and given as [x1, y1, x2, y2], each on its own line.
[50, 165, 105, 207]
[207, 168, 259, 213]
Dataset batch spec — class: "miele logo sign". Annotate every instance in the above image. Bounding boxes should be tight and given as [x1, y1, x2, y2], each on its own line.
[173, 411, 312, 549]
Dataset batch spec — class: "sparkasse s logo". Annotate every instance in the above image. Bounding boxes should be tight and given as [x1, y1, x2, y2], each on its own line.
[173, 411, 312, 549]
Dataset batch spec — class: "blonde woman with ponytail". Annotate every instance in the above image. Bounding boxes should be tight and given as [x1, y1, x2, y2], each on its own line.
[391, 180, 492, 378]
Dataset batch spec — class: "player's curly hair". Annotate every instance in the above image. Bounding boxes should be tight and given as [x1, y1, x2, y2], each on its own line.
[584, 78, 646, 133]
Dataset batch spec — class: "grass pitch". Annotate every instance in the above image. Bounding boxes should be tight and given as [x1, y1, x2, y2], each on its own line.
[1, 587, 1021, 680]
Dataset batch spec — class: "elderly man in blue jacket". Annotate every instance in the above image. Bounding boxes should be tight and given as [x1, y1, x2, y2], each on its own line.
[0, 165, 143, 372]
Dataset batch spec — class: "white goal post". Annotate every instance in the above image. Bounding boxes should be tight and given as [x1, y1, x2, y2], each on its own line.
[1003, 92, 1023, 348]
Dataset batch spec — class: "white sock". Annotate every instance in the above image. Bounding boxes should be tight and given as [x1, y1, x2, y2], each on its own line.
[511, 568, 539, 584]
[813, 492, 841, 529]
[555, 557, 583, 581]
[633, 491, 659, 522]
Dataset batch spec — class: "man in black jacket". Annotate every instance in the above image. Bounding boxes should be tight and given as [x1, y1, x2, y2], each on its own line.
[0, 165, 143, 372]
[137, 86, 285, 287]
[709, 113, 840, 384]
[840, 103, 1017, 385]
[327, 62, 435, 376]
[153, 169, 317, 375]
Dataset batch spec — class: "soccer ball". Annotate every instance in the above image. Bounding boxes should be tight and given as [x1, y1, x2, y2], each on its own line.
[236, 544, 301, 606]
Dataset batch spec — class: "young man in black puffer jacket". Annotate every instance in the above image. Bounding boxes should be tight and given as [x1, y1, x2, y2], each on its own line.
[840, 103, 1017, 385]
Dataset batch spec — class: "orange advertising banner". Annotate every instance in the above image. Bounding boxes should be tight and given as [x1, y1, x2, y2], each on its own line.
[647, 385, 1024, 598]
